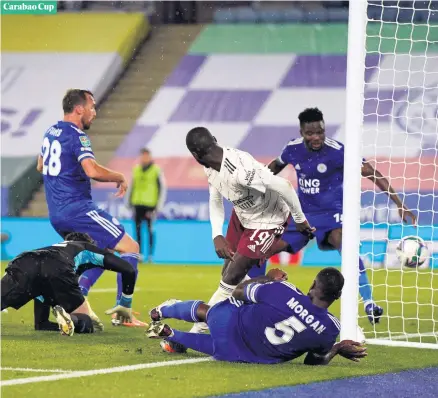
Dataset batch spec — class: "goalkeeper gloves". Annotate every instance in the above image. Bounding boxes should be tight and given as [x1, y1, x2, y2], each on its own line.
[105, 294, 133, 323]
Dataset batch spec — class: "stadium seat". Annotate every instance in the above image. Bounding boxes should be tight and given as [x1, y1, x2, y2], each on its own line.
[367, 4, 383, 21]
[256, 8, 288, 23]
[282, 8, 305, 23]
[397, 8, 414, 23]
[413, 9, 431, 22]
[234, 7, 258, 23]
[303, 8, 329, 23]
[213, 9, 236, 24]
[413, 1, 430, 10]
[429, 11, 438, 22]
[382, 7, 398, 22]
[327, 8, 349, 22]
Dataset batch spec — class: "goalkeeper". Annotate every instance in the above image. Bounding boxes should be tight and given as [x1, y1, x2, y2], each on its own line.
[1, 232, 136, 336]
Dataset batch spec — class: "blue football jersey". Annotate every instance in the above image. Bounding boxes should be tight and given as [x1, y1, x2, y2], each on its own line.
[237, 281, 340, 364]
[40, 121, 96, 220]
[278, 137, 345, 213]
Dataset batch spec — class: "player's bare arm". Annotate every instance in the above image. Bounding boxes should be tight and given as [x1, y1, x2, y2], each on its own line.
[232, 268, 288, 300]
[81, 158, 128, 198]
[304, 340, 367, 366]
[267, 158, 287, 175]
[36, 155, 43, 173]
[361, 161, 417, 225]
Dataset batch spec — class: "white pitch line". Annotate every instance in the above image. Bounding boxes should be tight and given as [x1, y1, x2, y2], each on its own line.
[382, 332, 438, 341]
[1, 357, 212, 387]
[1, 367, 73, 373]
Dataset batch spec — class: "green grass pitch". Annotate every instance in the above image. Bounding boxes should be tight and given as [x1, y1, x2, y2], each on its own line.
[2, 263, 438, 397]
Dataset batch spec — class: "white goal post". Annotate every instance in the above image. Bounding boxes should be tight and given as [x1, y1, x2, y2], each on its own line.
[341, 0, 438, 349]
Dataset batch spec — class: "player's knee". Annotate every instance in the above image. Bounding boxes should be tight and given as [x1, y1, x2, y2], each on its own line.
[118, 235, 140, 254]
[223, 265, 249, 285]
[328, 229, 342, 249]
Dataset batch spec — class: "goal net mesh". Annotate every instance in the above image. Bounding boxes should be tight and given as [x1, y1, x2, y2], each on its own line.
[360, 0, 438, 345]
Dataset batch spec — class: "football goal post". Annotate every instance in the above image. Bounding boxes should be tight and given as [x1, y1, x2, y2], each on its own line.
[341, 0, 438, 349]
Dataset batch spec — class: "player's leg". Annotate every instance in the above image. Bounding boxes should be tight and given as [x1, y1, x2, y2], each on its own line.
[42, 260, 99, 335]
[147, 322, 214, 355]
[206, 211, 256, 305]
[148, 300, 211, 354]
[34, 299, 59, 331]
[327, 228, 383, 324]
[251, 229, 310, 280]
[64, 209, 141, 323]
[1, 257, 39, 311]
[134, 205, 144, 257]
[150, 299, 208, 323]
[145, 209, 155, 263]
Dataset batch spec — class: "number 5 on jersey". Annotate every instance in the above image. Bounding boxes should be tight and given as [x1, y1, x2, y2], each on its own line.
[42, 137, 62, 176]
[265, 316, 306, 345]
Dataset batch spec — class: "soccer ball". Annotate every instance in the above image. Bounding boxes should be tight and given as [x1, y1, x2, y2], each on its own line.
[395, 236, 429, 268]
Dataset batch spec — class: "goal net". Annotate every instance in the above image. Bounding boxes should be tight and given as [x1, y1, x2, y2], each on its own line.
[342, 1, 438, 349]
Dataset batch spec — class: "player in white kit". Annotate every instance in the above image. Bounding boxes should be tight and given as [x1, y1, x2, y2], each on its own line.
[160, 127, 315, 352]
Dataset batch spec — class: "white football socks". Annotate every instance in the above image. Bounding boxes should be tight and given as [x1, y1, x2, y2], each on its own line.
[189, 280, 237, 334]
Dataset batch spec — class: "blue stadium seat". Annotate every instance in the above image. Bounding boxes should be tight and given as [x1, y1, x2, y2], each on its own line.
[413, 1, 430, 10]
[234, 7, 258, 23]
[213, 9, 236, 23]
[397, 8, 414, 23]
[327, 8, 349, 22]
[428, 10, 438, 21]
[382, 7, 398, 22]
[413, 9, 431, 22]
[282, 8, 305, 23]
[303, 8, 329, 23]
[256, 9, 287, 23]
[368, 4, 383, 21]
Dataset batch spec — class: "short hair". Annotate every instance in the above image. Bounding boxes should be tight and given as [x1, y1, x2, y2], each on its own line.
[298, 107, 324, 126]
[186, 127, 216, 156]
[64, 232, 95, 244]
[316, 267, 344, 302]
[140, 148, 151, 155]
[62, 89, 94, 114]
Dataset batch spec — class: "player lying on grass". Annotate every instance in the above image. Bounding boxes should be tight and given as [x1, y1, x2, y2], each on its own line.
[1, 232, 136, 336]
[147, 267, 367, 365]
[263, 107, 417, 324]
[184, 127, 315, 340]
[37, 89, 143, 328]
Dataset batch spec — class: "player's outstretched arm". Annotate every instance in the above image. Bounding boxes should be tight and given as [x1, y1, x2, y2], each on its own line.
[232, 269, 288, 301]
[81, 158, 128, 198]
[304, 340, 367, 366]
[266, 175, 315, 237]
[81, 243, 136, 296]
[361, 161, 417, 225]
[267, 158, 287, 175]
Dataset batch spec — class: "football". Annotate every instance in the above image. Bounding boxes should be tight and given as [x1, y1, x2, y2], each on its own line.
[396, 236, 430, 268]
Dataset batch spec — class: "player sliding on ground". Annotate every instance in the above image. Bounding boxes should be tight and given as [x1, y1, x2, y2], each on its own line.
[37, 89, 144, 328]
[266, 107, 417, 324]
[1, 232, 137, 336]
[147, 267, 367, 365]
[177, 127, 315, 348]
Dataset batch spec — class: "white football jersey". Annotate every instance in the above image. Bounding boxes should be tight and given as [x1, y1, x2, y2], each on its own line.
[205, 147, 290, 230]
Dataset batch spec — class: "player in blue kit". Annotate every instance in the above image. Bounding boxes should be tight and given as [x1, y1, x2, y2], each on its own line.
[37, 89, 144, 328]
[264, 108, 417, 324]
[147, 267, 367, 365]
